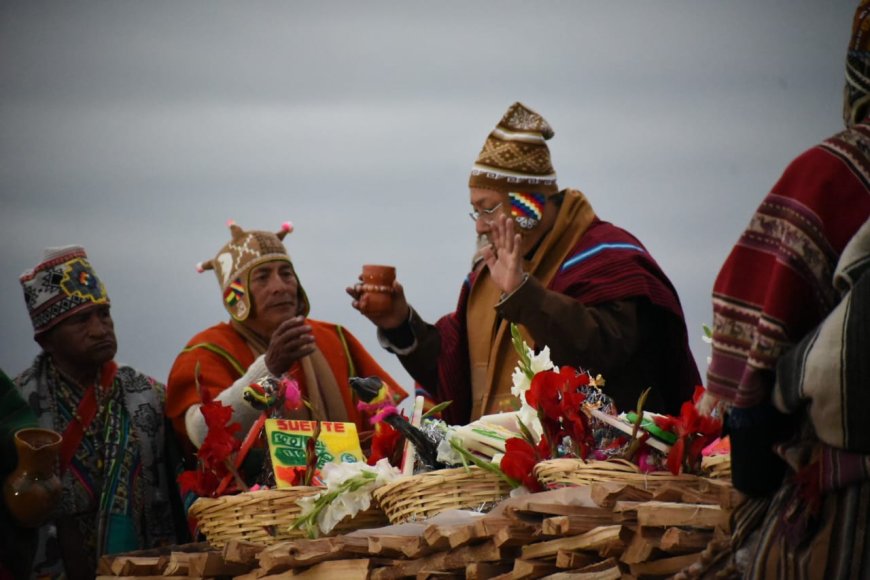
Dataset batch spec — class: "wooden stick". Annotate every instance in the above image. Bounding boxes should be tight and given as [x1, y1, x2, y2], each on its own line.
[401, 396, 425, 475]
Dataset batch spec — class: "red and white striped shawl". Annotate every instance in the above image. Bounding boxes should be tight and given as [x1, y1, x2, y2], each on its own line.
[708, 122, 870, 409]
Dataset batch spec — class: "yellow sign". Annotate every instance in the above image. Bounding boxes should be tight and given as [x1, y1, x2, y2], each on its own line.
[265, 419, 365, 488]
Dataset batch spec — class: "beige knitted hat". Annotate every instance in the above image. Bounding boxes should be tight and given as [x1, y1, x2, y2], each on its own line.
[469, 102, 558, 195]
[198, 221, 310, 321]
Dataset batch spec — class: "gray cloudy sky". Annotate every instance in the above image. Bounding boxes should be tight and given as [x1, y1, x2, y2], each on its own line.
[0, 1, 857, 396]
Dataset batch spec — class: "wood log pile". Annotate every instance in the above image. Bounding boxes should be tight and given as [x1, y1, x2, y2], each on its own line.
[98, 477, 737, 579]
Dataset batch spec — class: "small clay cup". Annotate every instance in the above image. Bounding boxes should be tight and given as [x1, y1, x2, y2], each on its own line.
[359, 264, 396, 316]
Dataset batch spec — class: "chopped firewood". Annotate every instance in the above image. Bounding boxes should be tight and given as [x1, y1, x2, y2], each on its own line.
[545, 557, 623, 579]
[590, 482, 653, 508]
[109, 556, 161, 576]
[466, 561, 514, 579]
[476, 516, 541, 547]
[515, 501, 611, 519]
[659, 527, 713, 553]
[95, 576, 187, 580]
[635, 502, 727, 528]
[370, 540, 513, 580]
[492, 525, 541, 548]
[369, 534, 431, 558]
[187, 551, 251, 577]
[416, 571, 465, 579]
[223, 539, 264, 565]
[335, 535, 372, 555]
[258, 538, 351, 572]
[540, 511, 619, 536]
[230, 572, 263, 580]
[611, 500, 640, 515]
[423, 520, 483, 550]
[651, 485, 686, 503]
[619, 528, 662, 564]
[555, 549, 597, 569]
[96, 557, 113, 575]
[521, 525, 627, 560]
[285, 558, 375, 579]
[512, 558, 560, 579]
[158, 551, 190, 575]
[628, 551, 703, 576]
[652, 483, 724, 506]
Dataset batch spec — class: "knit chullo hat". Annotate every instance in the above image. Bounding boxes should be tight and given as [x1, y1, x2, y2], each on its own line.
[846, 0, 870, 127]
[198, 221, 310, 322]
[20, 245, 110, 337]
[469, 102, 558, 196]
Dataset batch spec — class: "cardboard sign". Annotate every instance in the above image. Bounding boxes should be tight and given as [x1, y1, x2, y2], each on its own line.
[265, 419, 365, 488]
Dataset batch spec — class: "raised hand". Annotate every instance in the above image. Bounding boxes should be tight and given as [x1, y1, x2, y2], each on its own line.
[480, 213, 526, 294]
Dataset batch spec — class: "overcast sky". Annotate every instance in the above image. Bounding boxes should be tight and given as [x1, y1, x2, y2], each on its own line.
[0, 1, 858, 399]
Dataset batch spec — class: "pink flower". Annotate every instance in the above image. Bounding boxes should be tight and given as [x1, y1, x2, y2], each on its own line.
[281, 376, 302, 410]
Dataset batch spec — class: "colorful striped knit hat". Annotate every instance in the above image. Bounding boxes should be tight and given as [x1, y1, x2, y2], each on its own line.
[198, 221, 310, 322]
[846, 0, 870, 127]
[20, 246, 110, 337]
[469, 102, 559, 195]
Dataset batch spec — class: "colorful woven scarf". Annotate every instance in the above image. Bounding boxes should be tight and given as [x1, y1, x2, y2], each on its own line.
[15, 354, 173, 575]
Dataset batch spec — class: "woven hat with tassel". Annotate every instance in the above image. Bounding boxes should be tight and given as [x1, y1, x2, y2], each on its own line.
[197, 220, 310, 321]
[469, 102, 559, 196]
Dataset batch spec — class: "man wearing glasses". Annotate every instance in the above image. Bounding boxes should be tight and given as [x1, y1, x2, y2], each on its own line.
[349, 102, 700, 425]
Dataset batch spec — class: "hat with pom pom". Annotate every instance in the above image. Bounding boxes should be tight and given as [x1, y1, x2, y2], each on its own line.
[198, 221, 309, 321]
[469, 102, 558, 195]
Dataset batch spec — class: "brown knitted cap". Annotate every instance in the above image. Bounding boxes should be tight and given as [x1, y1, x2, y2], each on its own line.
[469, 102, 558, 195]
[198, 221, 310, 322]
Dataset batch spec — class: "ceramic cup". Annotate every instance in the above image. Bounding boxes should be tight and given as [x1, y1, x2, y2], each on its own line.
[359, 264, 396, 316]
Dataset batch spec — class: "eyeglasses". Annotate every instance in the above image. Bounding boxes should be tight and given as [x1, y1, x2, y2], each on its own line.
[468, 202, 504, 223]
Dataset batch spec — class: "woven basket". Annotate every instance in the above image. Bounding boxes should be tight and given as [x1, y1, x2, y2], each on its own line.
[372, 466, 512, 525]
[189, 487, 388, 548]
[534, 458, 708, 491]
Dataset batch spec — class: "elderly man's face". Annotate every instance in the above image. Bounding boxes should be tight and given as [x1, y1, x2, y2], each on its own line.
[469, 187, 553, 257]
[245, 260, 300, 338]
[40, 304, 117, 371]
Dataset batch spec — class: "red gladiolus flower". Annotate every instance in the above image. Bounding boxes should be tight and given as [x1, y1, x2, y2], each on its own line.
[198, 400, 241, 469]
[527, 367, 586, 416]
[500, 437, 545, 492]
[177, 467, 220, 497]
[368, 422, 401, 465]
[526, 367, 594, 458]
[654, 399, 722, 474]
[275, 465, 307, 487]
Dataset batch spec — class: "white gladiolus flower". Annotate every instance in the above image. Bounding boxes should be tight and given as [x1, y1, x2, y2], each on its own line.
[295, 459, 400, 536]
[437, 433, 464, 465]
[517, 402, 543, 444]
[510, 345, 556, 398]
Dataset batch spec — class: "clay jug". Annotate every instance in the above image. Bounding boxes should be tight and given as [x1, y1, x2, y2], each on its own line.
[3, 428, 63, 527]
[359, 264, 396, 316]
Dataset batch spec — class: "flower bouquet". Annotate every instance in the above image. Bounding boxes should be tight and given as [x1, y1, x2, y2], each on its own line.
[181, 369, 387, 547]
[439, 324, 724, 494]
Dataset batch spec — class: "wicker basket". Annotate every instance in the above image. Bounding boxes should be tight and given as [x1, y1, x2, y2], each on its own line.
[189, 487, 388, 548]
[372, 466, 512, 525]
[534, 458, 708, 491]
